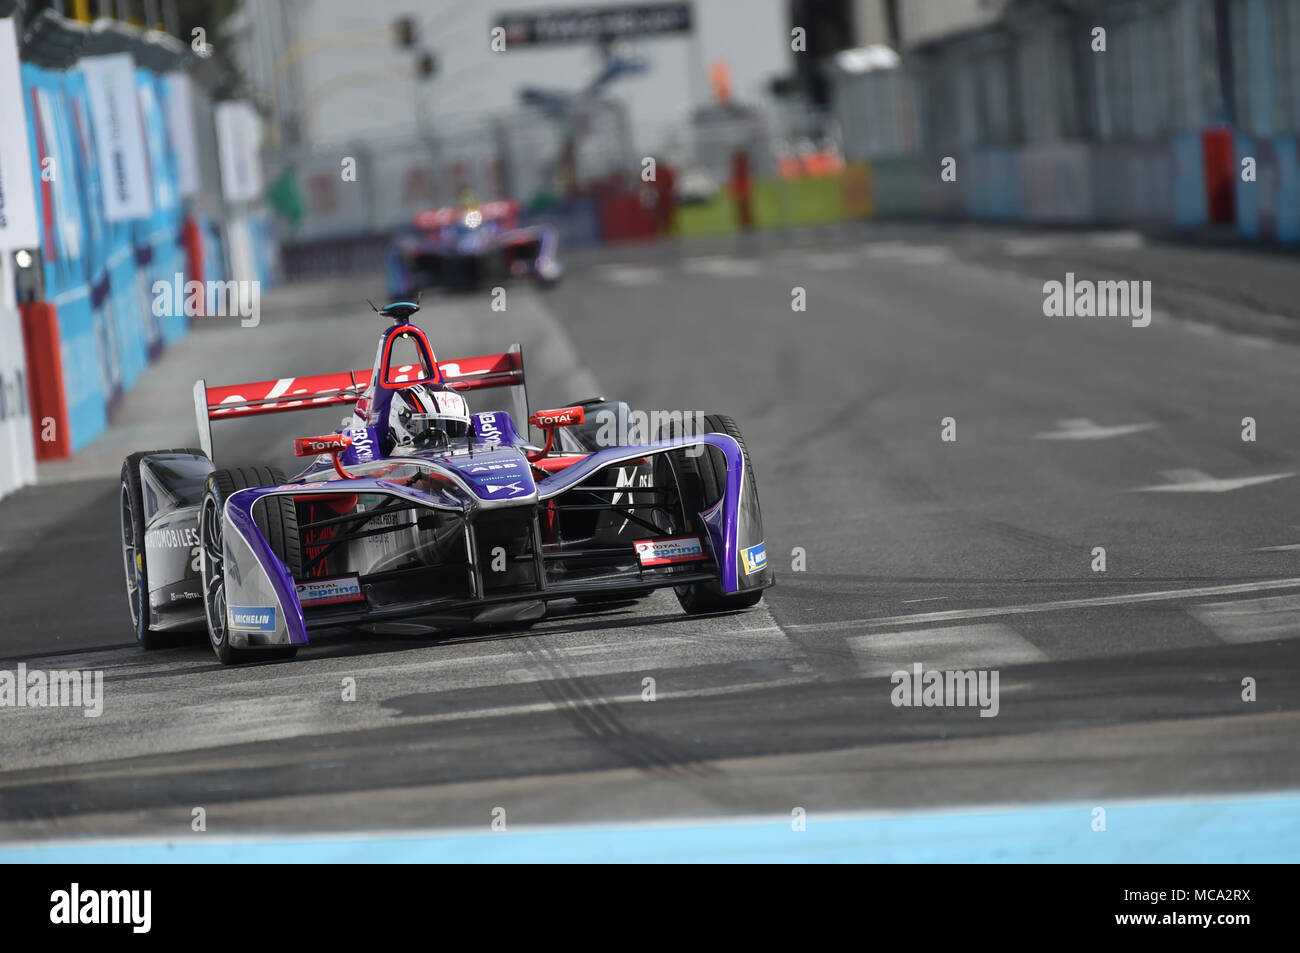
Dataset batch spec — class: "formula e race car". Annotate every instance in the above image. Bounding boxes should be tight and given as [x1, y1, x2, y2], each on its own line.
[386, 199, 562, 296]
[119, 300, 772, 663]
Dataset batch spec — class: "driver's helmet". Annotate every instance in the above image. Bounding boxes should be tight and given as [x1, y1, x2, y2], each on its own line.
[388, 383, 470, 452]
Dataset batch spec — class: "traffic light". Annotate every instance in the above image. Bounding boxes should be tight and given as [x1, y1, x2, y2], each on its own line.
[416, 51, 437, 78]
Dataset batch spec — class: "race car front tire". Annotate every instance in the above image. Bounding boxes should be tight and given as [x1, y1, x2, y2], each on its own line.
[657, 414, 766, 614]
[120, 449, 207, 649]
[200, 466, 302, 664]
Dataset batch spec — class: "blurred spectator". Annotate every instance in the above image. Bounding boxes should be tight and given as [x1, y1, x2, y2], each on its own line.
[652, 160, 677, 235]
[730, 150, 754, 231]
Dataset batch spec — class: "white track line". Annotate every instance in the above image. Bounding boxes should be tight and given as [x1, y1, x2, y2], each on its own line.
[848, 624, 1046, 677]
[1190, 594, 1300, 644]
[787, 577, 1300, 632]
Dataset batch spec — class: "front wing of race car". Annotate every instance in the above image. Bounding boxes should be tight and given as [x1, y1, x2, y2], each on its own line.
[218, 434, 769, 648]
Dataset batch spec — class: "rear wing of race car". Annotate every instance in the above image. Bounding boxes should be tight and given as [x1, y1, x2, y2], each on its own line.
[194, 345, 527, 461]
[413, 200, 519, 231]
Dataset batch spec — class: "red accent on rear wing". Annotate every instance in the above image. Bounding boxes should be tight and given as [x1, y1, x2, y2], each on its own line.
[193, 347, 525, 459]
[414, 207, 458, 230]
[413, 201, 519, 231]
[206, 370, 371, 418]
[439, 350, 525, 393]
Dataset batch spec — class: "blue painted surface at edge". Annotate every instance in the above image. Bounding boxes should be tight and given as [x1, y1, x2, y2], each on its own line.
[1234, 133, 1261, 239]
[3, 792, 1296, 864]
[1172, 133, 1208, 227]
[963, 147, 1024, 221]
[49, 292, 104, 453]
[1274, 136, 1300, 243]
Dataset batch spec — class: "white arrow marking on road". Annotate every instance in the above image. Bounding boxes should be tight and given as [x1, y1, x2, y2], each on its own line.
[862, 242, 953, 266]
[1087, 230, 1145, 250]
[683, 256, 762, 277]
[596, 264, 663, 286]
[1257, 543, 1300, 552]
[797, 250, 859, 270]
[1002, 237, 1057, 256]
[1132, 469, 1296, 493]
[1034, 418, 1158, 440]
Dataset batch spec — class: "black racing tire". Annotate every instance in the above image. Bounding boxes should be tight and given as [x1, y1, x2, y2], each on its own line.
[657, 414, 766, 614]
[200, 466, 302, 665]
[120, 449, 206, 649]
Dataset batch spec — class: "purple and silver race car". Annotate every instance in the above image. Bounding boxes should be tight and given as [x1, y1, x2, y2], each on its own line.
[387, 199, 562, 296]
[119, 300, 771, 664]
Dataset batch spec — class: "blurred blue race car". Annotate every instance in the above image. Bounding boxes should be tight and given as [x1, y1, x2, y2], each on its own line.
[387, 197, 562, 296]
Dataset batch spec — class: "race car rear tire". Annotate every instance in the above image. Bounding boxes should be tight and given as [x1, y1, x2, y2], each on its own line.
[201, 466, 302, 665]
[120, 449, 207, 649]
[657, 415, 766, 614]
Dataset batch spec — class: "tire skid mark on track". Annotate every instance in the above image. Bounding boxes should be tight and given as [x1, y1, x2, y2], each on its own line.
[516, 630, 722, 780]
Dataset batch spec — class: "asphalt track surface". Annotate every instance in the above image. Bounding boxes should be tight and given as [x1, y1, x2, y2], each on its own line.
[2, 222, 1299, 856]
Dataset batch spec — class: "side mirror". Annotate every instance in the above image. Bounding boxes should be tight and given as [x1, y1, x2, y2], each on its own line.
[527, 406, 585, 462]
[294, 433, 355, 479]
[528, 406, 585, 429]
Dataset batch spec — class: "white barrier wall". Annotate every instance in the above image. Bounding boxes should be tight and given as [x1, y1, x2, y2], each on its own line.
[0, 16, 39, 498]
[0, 252, 37, 500]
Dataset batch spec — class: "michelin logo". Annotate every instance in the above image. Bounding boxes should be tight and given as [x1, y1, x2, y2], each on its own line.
[741, 541, 767, 575]
[228, 606, 277, 632]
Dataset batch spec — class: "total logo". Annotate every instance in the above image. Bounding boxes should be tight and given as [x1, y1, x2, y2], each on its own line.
[534, 411, 578, 427]
[635, 536, 707, 566]
[296, 575, 364, 607]
[293, 432, 353, 457]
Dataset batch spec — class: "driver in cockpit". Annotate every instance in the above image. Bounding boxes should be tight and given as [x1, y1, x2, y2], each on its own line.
[386, 383, 471, 454]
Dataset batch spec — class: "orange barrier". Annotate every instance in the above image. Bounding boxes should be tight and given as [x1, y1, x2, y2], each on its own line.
[20, 301, 71, 460]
